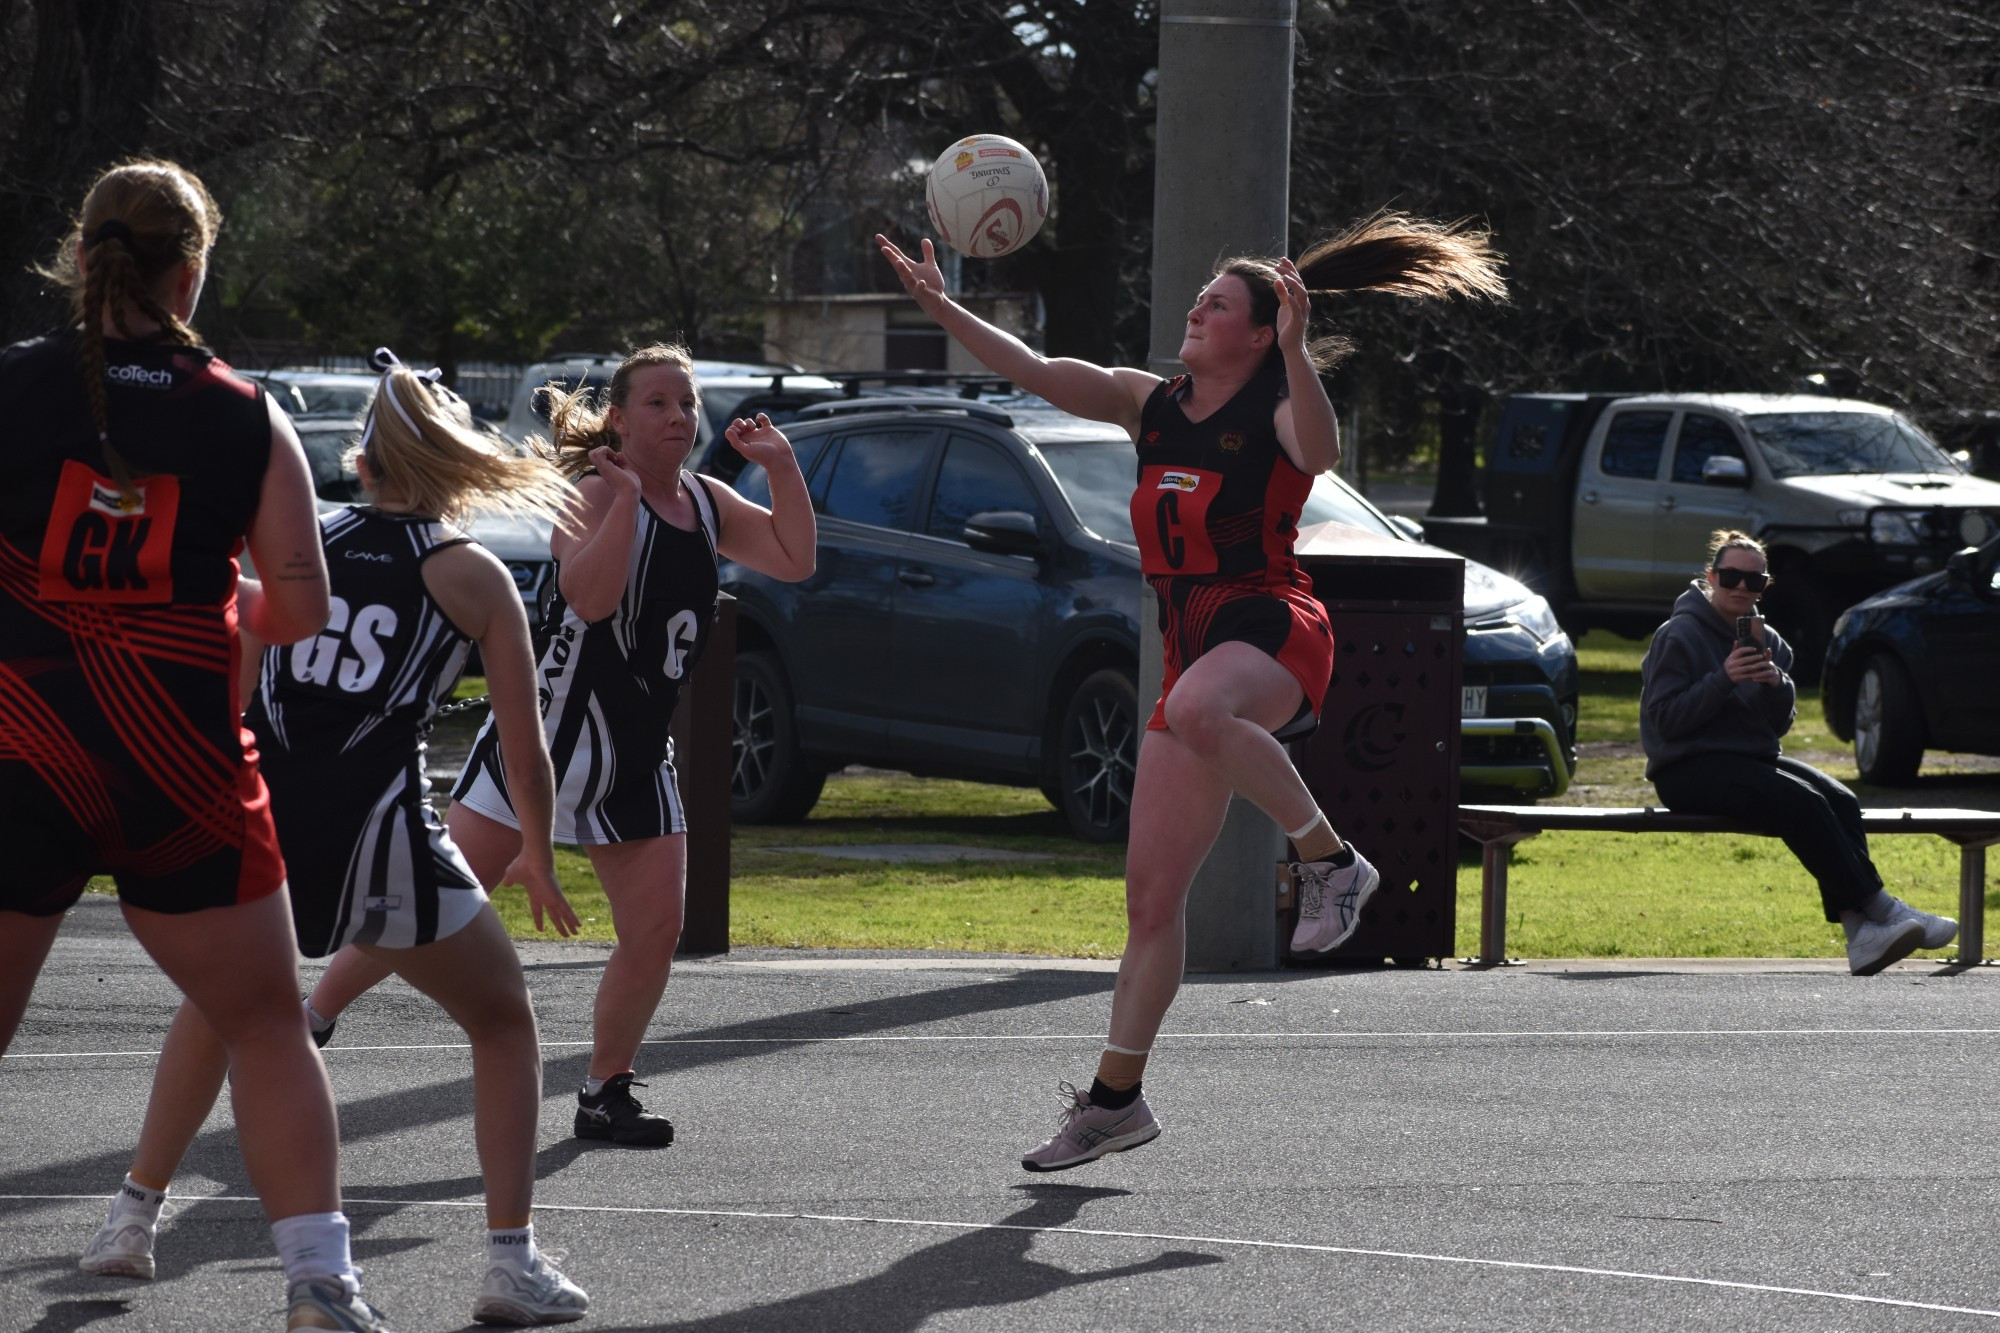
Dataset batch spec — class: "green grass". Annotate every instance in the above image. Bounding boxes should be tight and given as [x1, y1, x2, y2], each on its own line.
[486, 774, 1130, 955]
[1573, 627, 1830, 744]
[91, 639, 1992, 960]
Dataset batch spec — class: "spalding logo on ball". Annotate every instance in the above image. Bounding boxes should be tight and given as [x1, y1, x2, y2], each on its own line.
[925, 133, 1048, 260]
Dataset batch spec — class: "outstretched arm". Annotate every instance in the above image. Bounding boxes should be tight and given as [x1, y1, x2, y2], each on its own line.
[712, 414, 815, 582]
[1272, 258, 1341, 475]
[876, 233, 1156, 435]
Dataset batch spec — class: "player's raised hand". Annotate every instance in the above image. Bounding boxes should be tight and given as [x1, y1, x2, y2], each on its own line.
[1274, 257, 1311, 353]
[725, 413, 795, 469]
[588, 444, 643, 499]
[876, 233, 950, 319]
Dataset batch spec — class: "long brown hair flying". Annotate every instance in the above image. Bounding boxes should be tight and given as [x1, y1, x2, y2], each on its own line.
[38, 160, 221, 507]
[538, 344, 698, 482]
[1218, 211, 1508, 372]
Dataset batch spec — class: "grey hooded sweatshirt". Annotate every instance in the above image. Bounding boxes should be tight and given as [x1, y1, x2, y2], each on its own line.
[1639, 580, 1797, 780]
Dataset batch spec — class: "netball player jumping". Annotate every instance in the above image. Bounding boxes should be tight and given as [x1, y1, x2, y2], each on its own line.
[878, 215, 1505, 1170]
[81, 355, 590, 1325]
[0, 160, 395, 1330]
[308, 344, 816, 1148]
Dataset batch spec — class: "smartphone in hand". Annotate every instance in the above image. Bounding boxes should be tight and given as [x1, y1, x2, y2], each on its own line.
[1735, 613, 1764, 655]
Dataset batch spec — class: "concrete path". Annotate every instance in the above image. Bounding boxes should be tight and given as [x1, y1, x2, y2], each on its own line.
[6, 898, 2000, 1331]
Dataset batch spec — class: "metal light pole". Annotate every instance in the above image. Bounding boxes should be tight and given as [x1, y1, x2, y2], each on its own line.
[1145, 0, 1298, 970]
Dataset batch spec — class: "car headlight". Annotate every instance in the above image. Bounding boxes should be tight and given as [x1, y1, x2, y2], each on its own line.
[1509, 594, 1564, 645]
[1868, 509, 1925, 546]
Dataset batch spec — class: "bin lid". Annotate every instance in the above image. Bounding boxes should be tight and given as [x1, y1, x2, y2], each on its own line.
[1294, 522, 1464, 607]
[1294, 521, 1465, 567]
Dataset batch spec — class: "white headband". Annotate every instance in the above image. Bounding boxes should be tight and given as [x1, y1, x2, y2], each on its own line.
[358, 346, 450, 457]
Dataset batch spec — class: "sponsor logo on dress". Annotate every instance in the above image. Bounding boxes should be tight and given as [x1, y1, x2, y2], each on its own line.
[363, 895, 403, 912]
[105, 364, 175, 389]
[1219, 432, 1246, 453]
[1143, 431, 1160, 445]
[89, 481, 141, 515]
[344, 549, 394, 562]
[1156, 471, 1200, 492]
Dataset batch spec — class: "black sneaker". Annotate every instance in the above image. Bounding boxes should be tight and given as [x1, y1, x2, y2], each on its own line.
[574, 1073, 675, 1147]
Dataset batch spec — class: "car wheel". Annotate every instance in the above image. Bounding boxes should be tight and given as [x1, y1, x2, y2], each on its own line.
[730, 650, 826, 823]
[1054, 668, 1138, 843]
[1853, 654, 1924, 786]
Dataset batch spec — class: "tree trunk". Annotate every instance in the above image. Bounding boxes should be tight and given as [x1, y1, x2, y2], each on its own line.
[1429, 383, 1485, 517]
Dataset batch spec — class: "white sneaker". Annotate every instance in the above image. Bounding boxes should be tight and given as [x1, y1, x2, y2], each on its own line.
[472, 1252, 589, 1326]
[1844, 914, 1924, 976]
[286, 1275, 395, 1331]
[1886, 896, 1958, 951]
[78, 1216, 155, 1279]
[1290, 849, 1381, 954]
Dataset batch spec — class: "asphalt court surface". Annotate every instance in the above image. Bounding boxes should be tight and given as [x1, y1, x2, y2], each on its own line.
[7, 899, 2000, 1331]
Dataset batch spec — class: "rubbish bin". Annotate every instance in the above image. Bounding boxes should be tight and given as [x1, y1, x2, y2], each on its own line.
[672, 593, 736, 955]
[1287, 527, 1463, 964]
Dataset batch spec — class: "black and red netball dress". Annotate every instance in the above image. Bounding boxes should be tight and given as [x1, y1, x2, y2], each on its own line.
[0, 331, 284, 914]
[1129, 360, 1335, 730]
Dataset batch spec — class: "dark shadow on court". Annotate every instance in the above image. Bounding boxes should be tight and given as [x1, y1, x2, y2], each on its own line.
[0, 968, 1116, 1216]
[580, 1184, 1223, 1333]
[17, 1300, 133, 1332]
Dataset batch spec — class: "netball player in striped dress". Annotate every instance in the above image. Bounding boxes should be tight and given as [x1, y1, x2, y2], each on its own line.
[878, 215, 1505, 1170]
[0, 161, 398, 1330]
[309, 344, 816, 1147]
[82, 356, 590, 1325]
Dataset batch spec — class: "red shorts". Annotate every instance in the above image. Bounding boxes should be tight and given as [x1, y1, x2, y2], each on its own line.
[0, 598, 286, 917]
[1146, 579, 1334, 731]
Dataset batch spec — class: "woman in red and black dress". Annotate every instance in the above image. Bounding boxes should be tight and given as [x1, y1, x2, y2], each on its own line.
[0, 161, 392, 1330]
[879, 214, 1504, 1171]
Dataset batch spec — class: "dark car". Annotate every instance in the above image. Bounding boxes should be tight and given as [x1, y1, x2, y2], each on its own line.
[711, 395, 1580, 841]
[291, 417, 556, 622]
[1821, 534, 2000, 784]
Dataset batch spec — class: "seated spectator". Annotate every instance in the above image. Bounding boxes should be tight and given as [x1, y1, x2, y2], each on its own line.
[1640, 530, 1957, 974]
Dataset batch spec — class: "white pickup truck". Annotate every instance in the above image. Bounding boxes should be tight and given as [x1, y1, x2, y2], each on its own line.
[1421, 392, 2000, 673]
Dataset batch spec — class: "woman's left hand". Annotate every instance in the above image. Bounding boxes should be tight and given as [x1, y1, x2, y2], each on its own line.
[1274, 257, 1311, 354]
[725, 413, 795, 470]
[499, 854, 582, 938]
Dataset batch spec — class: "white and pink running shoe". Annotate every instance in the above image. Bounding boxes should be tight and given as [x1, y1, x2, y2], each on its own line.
[1021, 1081, 1161, 1172]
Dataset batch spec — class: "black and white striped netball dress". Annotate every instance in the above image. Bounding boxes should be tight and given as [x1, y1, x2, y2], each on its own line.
[451, 472, 719, 844]
[246, 506, 487, 956]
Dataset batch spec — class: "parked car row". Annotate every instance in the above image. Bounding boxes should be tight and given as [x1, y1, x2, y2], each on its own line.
[698, 392, 1580, 841]
[267, 355, 2000, 813]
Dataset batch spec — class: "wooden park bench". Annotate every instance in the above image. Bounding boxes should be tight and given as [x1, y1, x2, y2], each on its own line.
[1457, 804, 2000, 967]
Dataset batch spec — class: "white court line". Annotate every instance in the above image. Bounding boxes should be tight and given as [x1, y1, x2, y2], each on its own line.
[11, 1026, 2000, 1060]
[3, 1191, 1997, 1320]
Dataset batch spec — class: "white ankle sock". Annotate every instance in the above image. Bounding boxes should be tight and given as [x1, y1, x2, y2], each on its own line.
[109, 1174, 167, 1228]
[305, 1002, 336, 1035]
[581, 1076, 607, 1097]
[488, 1224, 538, 1272]
[271, 1211, 356, 1288]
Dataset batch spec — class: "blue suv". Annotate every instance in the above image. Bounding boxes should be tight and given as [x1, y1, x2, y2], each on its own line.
[706, 395, 1578, 841]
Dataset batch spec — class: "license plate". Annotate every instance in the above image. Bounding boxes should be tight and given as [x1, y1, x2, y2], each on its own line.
[1462, 685, 1488, 718]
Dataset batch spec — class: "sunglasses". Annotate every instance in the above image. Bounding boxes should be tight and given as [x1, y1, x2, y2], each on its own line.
[1713, 567, 1770, 592]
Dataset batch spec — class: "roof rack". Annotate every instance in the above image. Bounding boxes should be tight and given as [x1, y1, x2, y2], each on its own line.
[811, 370, 1019, 400]
[792, 397, 1015, 427]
